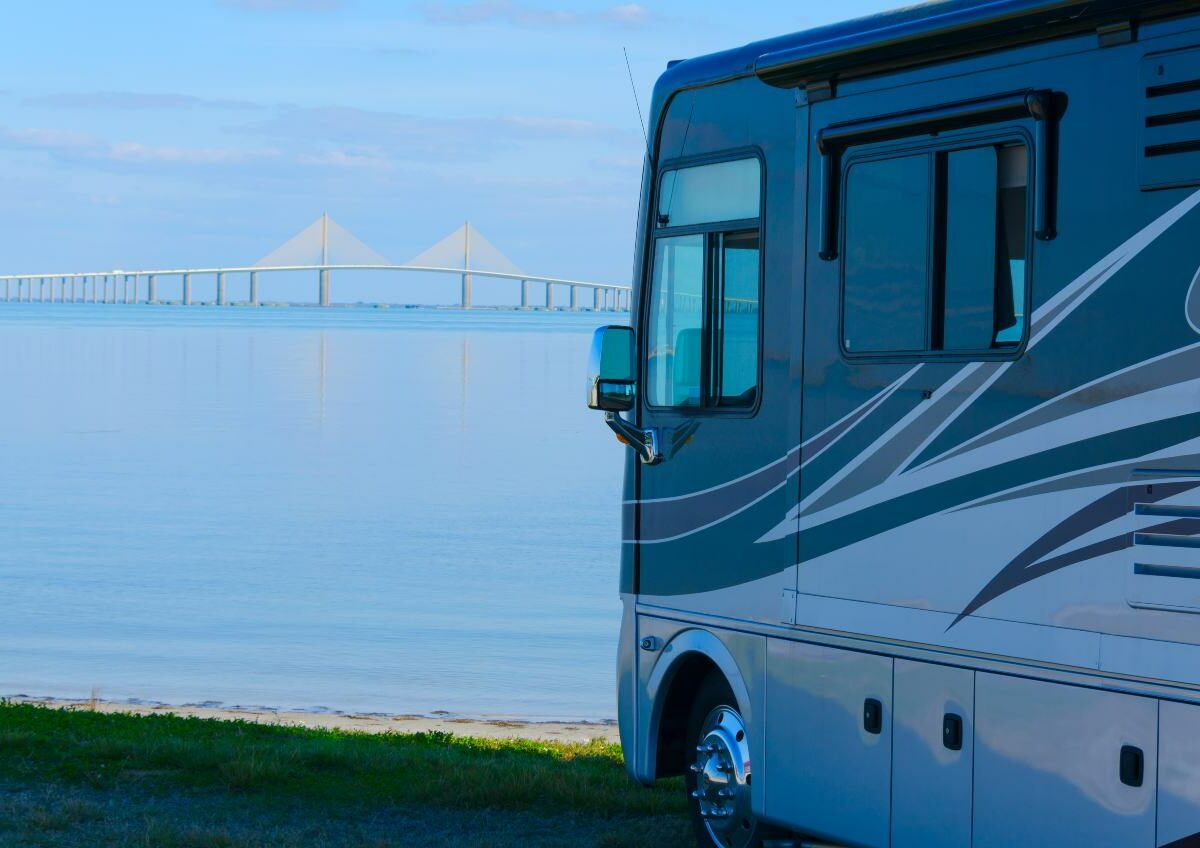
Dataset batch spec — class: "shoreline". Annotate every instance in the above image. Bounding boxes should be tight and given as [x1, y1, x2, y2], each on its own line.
[7, 696, 619, 743]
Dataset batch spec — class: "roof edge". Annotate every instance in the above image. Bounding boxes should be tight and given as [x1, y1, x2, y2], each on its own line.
[755, 0, 1193, 89]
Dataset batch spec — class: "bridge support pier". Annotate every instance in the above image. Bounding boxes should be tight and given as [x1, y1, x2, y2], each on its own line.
[147, 275, 157, 304]
[217, 272, 226, 306]
[249, 271, 259, 306]
[319, 269, 330, 306]
[520, 279, 529, 309]
[545, 283, 553, 310]
[182, 273, 191, 306]
[570, 286, 578, 311]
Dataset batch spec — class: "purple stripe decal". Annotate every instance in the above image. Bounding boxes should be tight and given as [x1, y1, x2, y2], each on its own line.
[953, 481, 1200, 625]
[921, 345, 1200, 473]
[629, 379, 903, 543]
[799, 387, 893, 464]
[638, 455, 796, 542]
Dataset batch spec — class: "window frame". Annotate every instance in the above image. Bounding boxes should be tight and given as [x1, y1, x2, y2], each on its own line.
[642, 148, 767, 416]
[837, 125, 1035, 364]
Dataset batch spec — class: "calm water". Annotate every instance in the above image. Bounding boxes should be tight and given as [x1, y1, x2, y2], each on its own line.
[0, 305, 626, 720]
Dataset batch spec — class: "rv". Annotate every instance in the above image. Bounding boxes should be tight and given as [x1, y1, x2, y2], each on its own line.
[586, 1, 1200, 846]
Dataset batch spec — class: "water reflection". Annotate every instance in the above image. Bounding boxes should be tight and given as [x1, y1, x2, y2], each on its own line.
[0, 305, 625, 719]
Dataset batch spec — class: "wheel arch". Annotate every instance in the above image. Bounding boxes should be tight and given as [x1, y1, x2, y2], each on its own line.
[642, 628, 754, 781]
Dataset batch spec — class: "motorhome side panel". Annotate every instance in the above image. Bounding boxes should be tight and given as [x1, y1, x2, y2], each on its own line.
[632, 75, 799, 626]
[1159, 699, 1200, 847]
[613, 3, 1200, 847]
[792, 10, 1200, 680]
[890, 660, 974, 848]
[973, 673, 1158, 847]
[763, 640, 892, 845]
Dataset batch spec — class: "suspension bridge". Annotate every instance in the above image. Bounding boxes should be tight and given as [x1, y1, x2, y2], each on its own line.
[0, 215, 631, 311]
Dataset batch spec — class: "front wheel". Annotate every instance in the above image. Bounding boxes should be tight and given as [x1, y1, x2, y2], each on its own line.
[684, 672, 782, 848]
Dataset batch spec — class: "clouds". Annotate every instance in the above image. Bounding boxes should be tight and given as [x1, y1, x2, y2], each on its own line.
[420, 1, 654, 28]
[0, 124, 280, 168]
[234, 104, 632, 164]
[107, 142, 280, 166]
[603, 4, 653, 25]
[221, 0, 342, 10]
[0, 100, 627, 176]
[24, 92, 261, 112]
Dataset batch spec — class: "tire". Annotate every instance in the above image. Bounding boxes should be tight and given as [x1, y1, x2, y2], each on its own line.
[684, 671, 783, 848]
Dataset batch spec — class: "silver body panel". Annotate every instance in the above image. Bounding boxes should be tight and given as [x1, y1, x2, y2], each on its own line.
[973, 673, 1158, 847]
[891, 660, 974, 848]
[764, 640, 892, 846]
[1159, 700, 1200, 847]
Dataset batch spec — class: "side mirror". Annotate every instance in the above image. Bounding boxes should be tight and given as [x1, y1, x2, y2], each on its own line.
[587, 325, 661, 464]
[587, 325, 636, 412]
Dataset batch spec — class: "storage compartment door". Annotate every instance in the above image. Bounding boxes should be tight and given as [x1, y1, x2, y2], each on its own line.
[1159, 701, 1200, 847]
[764, 639, 892, 846]
[892, 661, 974, 848]
[974, 673, 1157, 848]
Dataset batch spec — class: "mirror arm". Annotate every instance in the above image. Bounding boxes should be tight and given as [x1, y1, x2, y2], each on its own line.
[604, 412, 661, 465]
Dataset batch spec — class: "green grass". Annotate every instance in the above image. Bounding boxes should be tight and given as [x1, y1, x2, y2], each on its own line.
[0, 702, 691, 848]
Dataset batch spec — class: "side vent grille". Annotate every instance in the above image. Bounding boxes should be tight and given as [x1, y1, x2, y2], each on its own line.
[1141, 47, 1200, 191]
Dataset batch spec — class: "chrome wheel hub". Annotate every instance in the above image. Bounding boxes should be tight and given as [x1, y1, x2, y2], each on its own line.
[690, 705, 754, 848]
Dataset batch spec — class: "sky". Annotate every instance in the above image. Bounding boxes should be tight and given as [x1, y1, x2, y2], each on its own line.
[0, 0, 900, 302]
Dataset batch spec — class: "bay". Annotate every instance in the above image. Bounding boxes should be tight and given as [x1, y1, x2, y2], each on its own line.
[0, 304, 626, 720]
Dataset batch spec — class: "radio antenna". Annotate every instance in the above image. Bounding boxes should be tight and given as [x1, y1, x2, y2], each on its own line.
[623, 47, 648, 146]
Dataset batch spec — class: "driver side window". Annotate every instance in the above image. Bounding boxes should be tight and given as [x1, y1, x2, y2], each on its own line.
[645, 157, 763, 410]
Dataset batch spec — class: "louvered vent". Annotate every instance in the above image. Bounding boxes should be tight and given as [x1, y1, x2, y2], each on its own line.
[1141, 47, 1200, 191]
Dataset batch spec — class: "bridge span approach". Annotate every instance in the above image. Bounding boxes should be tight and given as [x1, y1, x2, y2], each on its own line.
[0, 214, 631, 311]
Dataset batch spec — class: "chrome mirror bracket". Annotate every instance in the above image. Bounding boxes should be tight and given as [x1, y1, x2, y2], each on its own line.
[604, 412, 662, 465]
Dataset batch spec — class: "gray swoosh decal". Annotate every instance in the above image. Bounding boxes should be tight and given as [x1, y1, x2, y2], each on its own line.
[630, 374, 905, 543]
[956, 453, 1200, 513]
[901, 190, 1200, 475]
[922, 343, 1200, 472]
[1184, 263, 1200, 335]
[953, 481, 1200, 626]
[638, 454, 798, 542]
[804, 363, 993, 516]
[798, 412, 1200, 562]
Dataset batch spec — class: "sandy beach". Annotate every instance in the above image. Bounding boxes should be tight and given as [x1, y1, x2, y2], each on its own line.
[9, 697, 619, 743]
